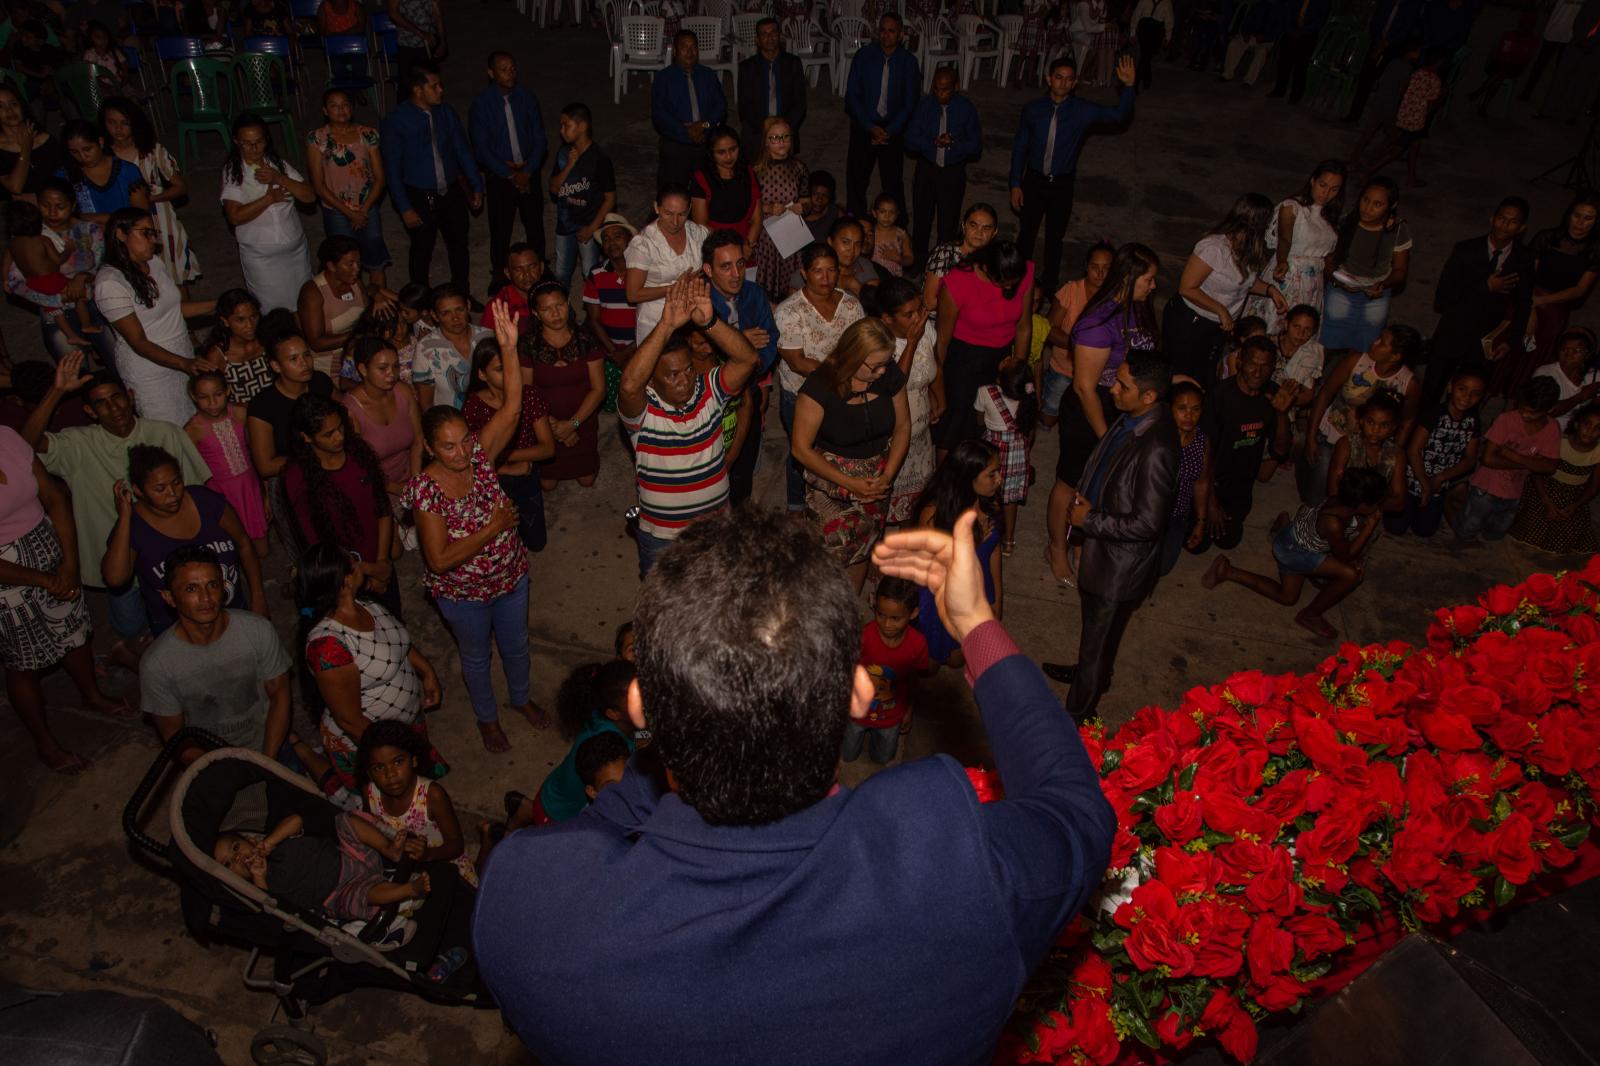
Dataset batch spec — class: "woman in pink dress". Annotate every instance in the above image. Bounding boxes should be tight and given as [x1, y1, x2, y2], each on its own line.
[184, 369, 268, 556]
[341, 334, 423, 502]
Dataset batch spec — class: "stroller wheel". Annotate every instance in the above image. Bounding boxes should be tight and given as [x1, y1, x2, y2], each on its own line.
[250, 1026, 327, 1066]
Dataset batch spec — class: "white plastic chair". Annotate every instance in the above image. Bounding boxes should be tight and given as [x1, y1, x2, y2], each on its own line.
[955, 14, 1001, 85]
[730, 12, 765, 63]
[831, 14, 870, 93]
[682, 15, 736, 100]
[783, 17, 834, 88]
[833, 0, 865, 17]
[913, 16, 961, 90]
[614, 16, 667, 104]
[702, 0, 737, 16]
[996, 13, 1023, 84]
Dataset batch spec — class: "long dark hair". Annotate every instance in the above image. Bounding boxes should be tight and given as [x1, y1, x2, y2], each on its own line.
[293, 541, 355, 716]
[995, 359, 1038, 436]
[957, 240, 1028, 301]
[58, 119, 109, 182]
[468, 335, 504, 396]
[699, 123, 748, 183]
[99, 95, 158, 156]
[1080, 242, 1160, 351]
[912, 439, 1001, 532]
[556, 660, 638, 741]
[1206, 193, 1274, 277]
[287, 394, 388, 548]
[1293, 159, 1347, 225]
[223, 112, 287, 186]
[1330, 176, 1400, 272]
[519, 281, 578, 364]
[203, 288, 262, 356]
[103, 207, 160, 307]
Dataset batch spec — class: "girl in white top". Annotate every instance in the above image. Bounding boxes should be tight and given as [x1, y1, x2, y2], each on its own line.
[1534, 329, 1600, 430]
[94, 208, 218, 425]
[1253, 162, 1344, 332]
[623, 187, 710, 344]
[219, 115, 315, 313]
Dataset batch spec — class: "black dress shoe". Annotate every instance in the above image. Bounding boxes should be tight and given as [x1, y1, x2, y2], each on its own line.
[1041, 662, 1077, 684]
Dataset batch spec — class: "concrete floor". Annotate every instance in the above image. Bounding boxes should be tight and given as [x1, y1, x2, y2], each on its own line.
[2, 6, 1598, 1063]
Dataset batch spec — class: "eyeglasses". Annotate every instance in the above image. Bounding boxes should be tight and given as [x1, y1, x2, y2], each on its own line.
[767, 133, 792, 142]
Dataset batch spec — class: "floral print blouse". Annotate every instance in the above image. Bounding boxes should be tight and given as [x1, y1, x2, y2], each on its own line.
[402, 441, 528, 602]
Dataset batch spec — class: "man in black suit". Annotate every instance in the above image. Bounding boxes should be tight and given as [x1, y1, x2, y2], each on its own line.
[1043, 353, 1178, 722]
[1425, 196, 1535, 404]
[738, 17, 808, 158]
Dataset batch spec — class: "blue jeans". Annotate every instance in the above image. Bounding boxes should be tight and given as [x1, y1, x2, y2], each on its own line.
[434, 575, 530, 723]
[842, 720, 899, 763]
[96, 584, 150, 640]
[777, 385, 805, 511]
[636, 527, 675, 580]
[1321, 283, 1392, 353]
[1383, 490, 1447, 537]
[552, 231, 600, 293]
[1457, 487, 1519, 541]
[497, 472, 548, 552]
[1039, 367, 1072, 417]
[322, 205, 393, 271]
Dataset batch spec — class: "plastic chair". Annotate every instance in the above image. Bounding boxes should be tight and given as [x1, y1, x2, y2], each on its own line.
[730, 12, 766, 63]
[234, 52, 301, 163]
[368, 12, 400, 81]
[682, 16, 736, 99]
[614, 16, 667, 104]
[783, 17, 833, 89]
[240, 36, 300, 110]
[912, 16, 960, 90]
[955, 13, 1001, 85]
[153, 33, 206, 86]
[322, 34, 381, 114]
[996, 13, 1023, 84]
[169, 56, 233, 170]
[831, 14, 870, 93]
[54, 61, 109, 121]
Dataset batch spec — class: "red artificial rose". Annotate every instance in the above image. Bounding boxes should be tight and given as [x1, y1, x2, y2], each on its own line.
[1200, 786, 1282, 841]
[1154, 1008, 1196, 1051]
[1444, 684, 1502, 726]
[1126, 912, 1195, 975]
[1293, 713, 1348, 774]
[1511, 781, 1558, 827]
[1195, 738, 1270, 797]
[1155, 845, 1218, 897]
[1218, 1008, 1259, 1063]
[1215, 839, 1274, 886]
[1521, 572, 1565, 611]
[1255, 769, 1310, 823]
[965, 766, 1004, 803]
[1154, 789, 1205, 845]
[1507, 672, 1554, 717]
[1110, 827, 1140, 870]
[1304, 769, 1345, 812]
[1295, 810, 1362, 869]
[1070, 952, 1115, 997]
[1284, 913, 1348, 961]
[1559, 612, 1600, 647]
[1488, 712, 1538, 756]
[1414, 706, 1484, 751]
[1438, 604, 1489, 638]
[1243, 846, 1303, 917]
[1115, 880, 1180, 928]
[1192, 902, 1251, 978]
[1035, 1010, 1076, 1059]
[1359, 761, 1404, 815]
[1201, 987, 1241, 1031]
[1481, 584, 1522, 617]
[1226, 670, 1277, 707]
[1484, 811, 1538, 885]
[1254, 973, 1311, 1012]
[1246, 914, 1295, 985]
[1114, 730, 1180, 795]
[1070, 996, 1121, 1066]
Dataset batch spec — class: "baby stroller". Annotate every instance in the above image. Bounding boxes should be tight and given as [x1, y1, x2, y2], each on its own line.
[122, 728, 485, 1065]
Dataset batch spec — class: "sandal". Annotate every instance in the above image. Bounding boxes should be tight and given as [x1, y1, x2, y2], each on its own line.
[1043, 539, 1076, 590]
[478, 720, 512, 754]
[1001, 540, 1016, 557]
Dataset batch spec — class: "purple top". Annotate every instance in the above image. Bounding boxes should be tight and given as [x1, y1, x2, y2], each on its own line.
[120, 484, 247, 635]
[1171, 430, 1208, 519]
[1070, 300, 1152, 388]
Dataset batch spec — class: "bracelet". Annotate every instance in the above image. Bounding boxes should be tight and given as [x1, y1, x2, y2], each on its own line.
[570, 418, 580, 430]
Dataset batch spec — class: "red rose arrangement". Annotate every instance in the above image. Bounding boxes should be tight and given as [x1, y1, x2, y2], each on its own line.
[989, 561, 1600, 1064]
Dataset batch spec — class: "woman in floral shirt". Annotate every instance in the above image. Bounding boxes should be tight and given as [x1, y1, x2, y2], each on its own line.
[306, 88, 392, 290]
[404, 301, 549, 754]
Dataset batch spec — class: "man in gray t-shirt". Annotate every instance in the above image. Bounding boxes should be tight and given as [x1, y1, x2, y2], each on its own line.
[141, 547, 292, 765]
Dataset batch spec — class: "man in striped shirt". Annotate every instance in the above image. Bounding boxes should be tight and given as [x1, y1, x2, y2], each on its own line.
[620, 275, 762, 577]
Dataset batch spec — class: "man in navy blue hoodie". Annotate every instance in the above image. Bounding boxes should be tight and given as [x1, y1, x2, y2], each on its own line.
[474, 508, 1115, 1065]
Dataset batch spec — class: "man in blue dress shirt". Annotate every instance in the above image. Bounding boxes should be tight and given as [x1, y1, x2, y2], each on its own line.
[382, 62, 485, 300]
[844, 12, 921, 217]
[700, 228, 778, 505]
[652, 30, 728, 191]
[469, 51, 548, 294]
[905, 67, 982, 264]
[474, 505, 1115, 1065]
[1009, 53, 1135, 295]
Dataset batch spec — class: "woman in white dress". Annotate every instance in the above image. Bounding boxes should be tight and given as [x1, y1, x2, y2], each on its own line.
[100, 96, 201, 291]
[94, 208, 217, 425]
[219, 113, 315, 313]
[1252, 160, 1344, 333]
[624, 184, 709, 344]
[874, 277, 940, 524]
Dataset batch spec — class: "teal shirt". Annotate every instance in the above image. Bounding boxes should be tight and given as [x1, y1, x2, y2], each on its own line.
[538, 715, 635, 821]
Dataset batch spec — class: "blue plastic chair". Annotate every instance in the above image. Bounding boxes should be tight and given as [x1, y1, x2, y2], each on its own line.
[289, 0, 323, 17]
[369, 12, 400, 84]
[322, 34, 381, 114]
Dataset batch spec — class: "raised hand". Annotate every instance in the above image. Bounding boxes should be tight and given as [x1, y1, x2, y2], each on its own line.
[660, 276, 693, 332]
[1115, 54, 1136, 87]
[686, 275, 714, 326]
[490, 297, 519, 353]
[872, 509, 994, 643]
[54, 350, 91, 394]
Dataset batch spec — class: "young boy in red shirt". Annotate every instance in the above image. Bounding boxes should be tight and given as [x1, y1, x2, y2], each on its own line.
[849, 577, 931, 764]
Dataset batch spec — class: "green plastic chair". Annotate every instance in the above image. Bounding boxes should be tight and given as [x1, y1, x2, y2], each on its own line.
[54, 60, 108, 122]
[233, 52, 300, 166]
[169, 56, 233, 171]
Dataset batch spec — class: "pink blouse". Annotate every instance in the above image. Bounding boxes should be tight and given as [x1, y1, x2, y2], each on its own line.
[0, 426, 45, 545]
[944, 261, 1035, 348]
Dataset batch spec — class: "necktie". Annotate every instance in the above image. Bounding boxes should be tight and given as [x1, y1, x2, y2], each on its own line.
[504, 94, 523, 166]
[725, 298, 741, 330]
[1042, 105, 1058, 177]
[686, 68, 701, 123]
[936, 103, 948, 166]
[767, 63, 778, 117]
[425, 108, 448, 192]
[877, 54, 890, 117]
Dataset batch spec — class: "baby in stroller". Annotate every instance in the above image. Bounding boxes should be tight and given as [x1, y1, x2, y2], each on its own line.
[215, 812, 430, 928]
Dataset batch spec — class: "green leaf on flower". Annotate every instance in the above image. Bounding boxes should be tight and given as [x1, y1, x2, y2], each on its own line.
[1493, 793, 1513, 823]
[1201, 830, 1234, 847]
[1350, 886, 1383, 914]
[1125, 1010, 1161, 1049]
[1295, 815, 1316, 833]
[1494, 875, 1515, 907]
[1101, 749, 1122, 773]
[1178, 761, 1198, 791]
[1091, 927, 1129, 953]
[1558, 824, 1591, 849]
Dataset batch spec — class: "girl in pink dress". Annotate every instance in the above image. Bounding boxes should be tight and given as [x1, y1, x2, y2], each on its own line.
[185, 370, 268, 554]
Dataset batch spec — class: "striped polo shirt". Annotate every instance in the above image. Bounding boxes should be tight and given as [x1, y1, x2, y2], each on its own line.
[582, 266, 637, 347]
[622, 367, 734, 537]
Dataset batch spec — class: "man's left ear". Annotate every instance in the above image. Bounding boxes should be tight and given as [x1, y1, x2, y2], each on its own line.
[848, 664, 873, 721]
[627, 677, 648, 730]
